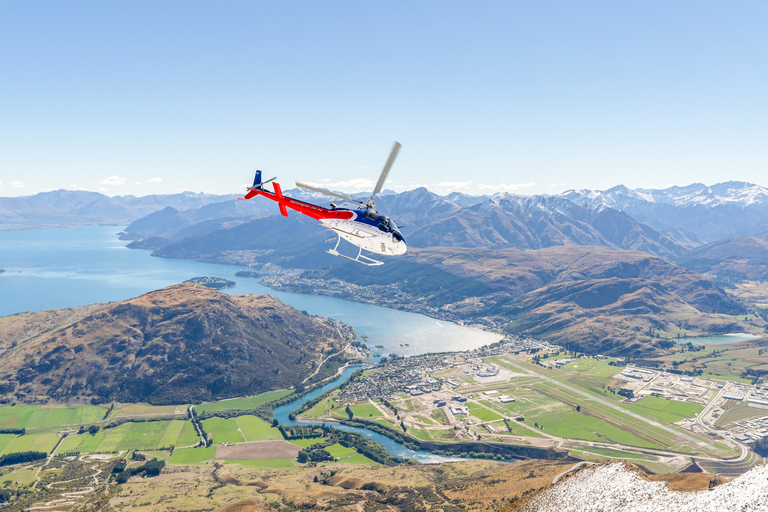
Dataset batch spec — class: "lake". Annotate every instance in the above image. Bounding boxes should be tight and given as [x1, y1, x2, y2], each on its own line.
[0, 226, 501, 356]
[677, 333, 759, 345]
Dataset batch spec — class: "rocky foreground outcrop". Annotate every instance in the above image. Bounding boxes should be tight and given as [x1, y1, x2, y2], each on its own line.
[507, 462, 768, 512]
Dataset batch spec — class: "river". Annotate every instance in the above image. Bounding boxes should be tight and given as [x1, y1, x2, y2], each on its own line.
[272, 365, 467, 463]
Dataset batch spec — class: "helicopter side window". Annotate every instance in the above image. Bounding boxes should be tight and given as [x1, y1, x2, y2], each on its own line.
[365, 211, 379, 222]
[378, 216, 391, 232]
[393, 231, 403, 242]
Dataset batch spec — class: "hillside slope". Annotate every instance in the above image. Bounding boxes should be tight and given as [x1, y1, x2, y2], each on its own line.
[305, 246, 748, 355]
[678, 234, 768, 285]
[0, 284, 351, 404]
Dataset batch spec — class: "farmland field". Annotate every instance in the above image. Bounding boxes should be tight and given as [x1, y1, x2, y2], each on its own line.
[195, 389, 294, 415]
[235, 415, 282, 442]
[176, 421, 201, 447]
[58, 421, 190, 453]
[0, 432, 60, 455]
[108, 403, 186, 419]
[0, 404, 106, 429]
[168, 446, 216, 465]
[201, 417, 245, 444]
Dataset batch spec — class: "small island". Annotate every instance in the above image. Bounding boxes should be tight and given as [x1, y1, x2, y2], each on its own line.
[183, 276, 236, 289]
[235, 270, 261, 278]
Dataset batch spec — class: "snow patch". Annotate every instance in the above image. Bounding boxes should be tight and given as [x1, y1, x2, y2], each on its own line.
[518, 462, 768, 512]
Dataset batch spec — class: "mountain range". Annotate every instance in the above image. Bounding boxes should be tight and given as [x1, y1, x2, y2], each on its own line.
[562, 181, 768, 244]
[0, 190, 238, 230]
[5, 181, 768, 254]
[0, 284, 351, 405]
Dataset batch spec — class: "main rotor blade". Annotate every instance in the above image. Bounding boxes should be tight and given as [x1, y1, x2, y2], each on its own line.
[370, 141, 401, 204]
[295, 182, 364, 205]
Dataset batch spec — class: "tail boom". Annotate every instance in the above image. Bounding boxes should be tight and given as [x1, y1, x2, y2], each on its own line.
[240, 177, 354, 222]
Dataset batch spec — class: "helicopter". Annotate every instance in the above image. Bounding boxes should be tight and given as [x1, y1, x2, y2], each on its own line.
[238, 142, 406, 266]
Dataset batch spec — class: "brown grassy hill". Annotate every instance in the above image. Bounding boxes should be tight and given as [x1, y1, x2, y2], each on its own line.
[679, 235, 768, 285]
[0, 303, 107, 359]
[413, 246, 747, 354]
[0, 284, 349, 405]
[313, 245, 750, 355]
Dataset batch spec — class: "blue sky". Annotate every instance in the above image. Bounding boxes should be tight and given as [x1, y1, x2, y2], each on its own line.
[1, 1, 766, 197]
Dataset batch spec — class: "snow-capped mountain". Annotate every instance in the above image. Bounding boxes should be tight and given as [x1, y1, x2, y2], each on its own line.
[564, 181, 768, 208]
[562, 181, 768, 243]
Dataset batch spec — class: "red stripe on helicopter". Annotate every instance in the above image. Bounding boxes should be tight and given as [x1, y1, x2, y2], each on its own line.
[239, 184, 355, 221]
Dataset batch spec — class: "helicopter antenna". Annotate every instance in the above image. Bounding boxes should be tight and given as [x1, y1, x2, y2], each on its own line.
[366, 141, 401, 209]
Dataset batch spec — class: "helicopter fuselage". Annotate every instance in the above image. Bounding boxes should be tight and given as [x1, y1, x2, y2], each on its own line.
[322, 209, 407, 256]
[239, 182, 407, 257]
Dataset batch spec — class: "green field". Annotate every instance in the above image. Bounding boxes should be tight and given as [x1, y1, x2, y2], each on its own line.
[168, 446, 216, 465]
[0, 468, 38, 486]
[301, 391, 339, 418]
[235, 415, 282, 442]
[195, 389, 294, 415]
[58, 420, 190, 452]
[563, 359, 625, 378]
[468, 402, 503, 422]
[533, 407, 663, 450]
[0, 404, 107, 429]
[176, 421, 201, 447]
[201, 417, 245, 444]
[349, 403, 383, 419]
[0, 434, 16, 453]
[109, 403, 186, 419]
[325, 443, 379, 466]
[0, 432, 60, 455]
[630, 397, 704, 423]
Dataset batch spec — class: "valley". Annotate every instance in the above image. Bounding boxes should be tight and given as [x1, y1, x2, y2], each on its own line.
[0, 332, 766, 510]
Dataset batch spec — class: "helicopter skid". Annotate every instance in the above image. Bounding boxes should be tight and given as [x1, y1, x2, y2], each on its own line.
[327, 247, 383, 266]
[321, 219, 406, 256]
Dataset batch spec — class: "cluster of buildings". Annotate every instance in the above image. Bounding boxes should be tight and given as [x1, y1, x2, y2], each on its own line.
[722, 385, 768, 409]
[616, 367, 656, 382]
[337, 354, 451, 402]
[726, 416, 768, 443]
[461, 362, 500, 378]
[473, 336, 562, 358]
[541, 358, 574, 369]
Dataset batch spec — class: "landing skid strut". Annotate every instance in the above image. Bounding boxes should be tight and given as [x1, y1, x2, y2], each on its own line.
[327, 235, 383, 266]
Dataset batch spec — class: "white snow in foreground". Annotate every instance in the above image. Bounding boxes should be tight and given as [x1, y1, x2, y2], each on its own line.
[519, 462, 768, 512]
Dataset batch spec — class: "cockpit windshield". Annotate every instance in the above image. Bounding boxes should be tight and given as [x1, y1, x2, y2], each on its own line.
[378, 216, 391, 232]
